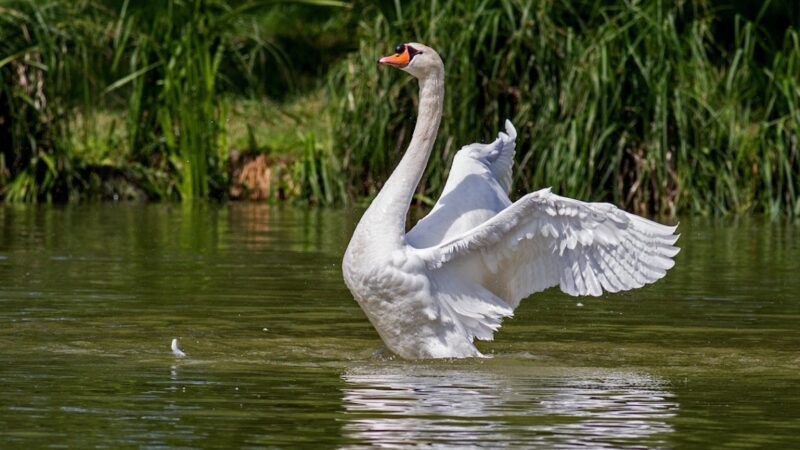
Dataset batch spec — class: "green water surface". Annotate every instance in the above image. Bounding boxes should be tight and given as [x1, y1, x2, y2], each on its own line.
[0, 204, 798, 448]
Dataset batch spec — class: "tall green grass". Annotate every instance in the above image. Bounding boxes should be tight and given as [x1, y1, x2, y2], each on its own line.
[0, 1, 98, 201]
[107, 0, 349, 201]
[106, 0, 231, 200]
[0, 0, 349, 202]
[328, 0, 800, 216]
[2, 0, 797, 214]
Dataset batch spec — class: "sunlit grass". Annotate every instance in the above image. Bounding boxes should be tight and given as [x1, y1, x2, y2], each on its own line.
[61, 91, 341, 203]
[0, 0, 349, 203]
[0, 0, 797, 214]
[226, 94, 331, 156]
[328, 0, 800, 217]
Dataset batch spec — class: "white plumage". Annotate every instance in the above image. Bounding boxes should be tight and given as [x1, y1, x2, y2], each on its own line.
[343, 43, 679, 359]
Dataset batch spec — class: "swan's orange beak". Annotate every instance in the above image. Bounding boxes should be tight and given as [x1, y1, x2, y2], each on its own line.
[378, 46, 410, 68]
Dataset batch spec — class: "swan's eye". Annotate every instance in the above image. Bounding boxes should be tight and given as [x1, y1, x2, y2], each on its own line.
[394, 43, 405, 54]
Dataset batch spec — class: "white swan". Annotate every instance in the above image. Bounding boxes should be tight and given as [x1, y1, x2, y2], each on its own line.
[342, 43, 679, 359]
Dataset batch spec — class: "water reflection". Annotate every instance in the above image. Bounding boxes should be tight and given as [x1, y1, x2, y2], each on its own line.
[341, 365, 677, 449]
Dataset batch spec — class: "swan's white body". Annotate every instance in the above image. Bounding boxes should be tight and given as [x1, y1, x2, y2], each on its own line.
[342, 43, 679, 359]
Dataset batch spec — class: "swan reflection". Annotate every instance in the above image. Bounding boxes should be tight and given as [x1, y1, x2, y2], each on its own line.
[340, 365, 677, 448]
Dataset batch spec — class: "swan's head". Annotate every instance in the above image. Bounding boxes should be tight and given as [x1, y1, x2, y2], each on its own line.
[378, 43, 443, 79]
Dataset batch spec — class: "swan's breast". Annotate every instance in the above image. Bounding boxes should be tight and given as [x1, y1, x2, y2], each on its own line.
[342, 240, 484, 359]
[344, 246, 428, 301]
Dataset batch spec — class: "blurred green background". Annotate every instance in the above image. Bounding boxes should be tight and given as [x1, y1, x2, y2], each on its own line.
[1, 0, 798, 216]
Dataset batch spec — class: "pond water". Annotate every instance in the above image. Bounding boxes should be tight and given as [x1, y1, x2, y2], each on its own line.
[0, 203, 798, 448]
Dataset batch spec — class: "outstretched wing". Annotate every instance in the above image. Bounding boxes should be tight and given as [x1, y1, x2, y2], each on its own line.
[407, 120, 517, 248]
[418, 188, 680, 308]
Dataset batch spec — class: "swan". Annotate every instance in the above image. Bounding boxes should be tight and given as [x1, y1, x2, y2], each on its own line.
[342, 43, 679, 359]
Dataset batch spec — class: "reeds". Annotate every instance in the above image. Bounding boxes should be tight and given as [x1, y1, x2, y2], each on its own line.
[1, 0, 797, 214]
[0, 0, 349, 202]
[0, 0, 101, 201]
[107, 0, 232, 200]
[328, 0, 800, 216]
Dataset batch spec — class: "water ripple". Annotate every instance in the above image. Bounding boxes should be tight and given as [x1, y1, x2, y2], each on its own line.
[340, 366, 677, 448]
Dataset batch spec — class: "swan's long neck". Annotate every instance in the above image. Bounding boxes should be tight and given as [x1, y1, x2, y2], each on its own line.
[361, 71, 444, 246]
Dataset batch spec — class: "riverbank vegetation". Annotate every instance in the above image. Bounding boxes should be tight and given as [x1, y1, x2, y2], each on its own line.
[1, 0, 798, 216]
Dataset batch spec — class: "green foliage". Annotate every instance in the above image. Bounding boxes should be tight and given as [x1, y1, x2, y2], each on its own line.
[328, 0, 800, 216]
[0, 0, 797, 215]
[0, 0, 97, 201]
[0, 0, 350, 203]
[107, 0, 232, 200]
[293, 132, 345, 205]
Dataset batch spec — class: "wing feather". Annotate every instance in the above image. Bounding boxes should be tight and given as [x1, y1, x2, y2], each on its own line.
[418, 188, 679, 307]
[486, 120, 517, 194]
[407, 121, 517, 248]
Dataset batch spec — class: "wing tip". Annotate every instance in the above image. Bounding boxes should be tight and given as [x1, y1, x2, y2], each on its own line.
[503, 119, 517, 141]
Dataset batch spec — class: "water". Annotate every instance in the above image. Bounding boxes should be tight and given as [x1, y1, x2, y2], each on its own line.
[1, 203, 798, 448]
